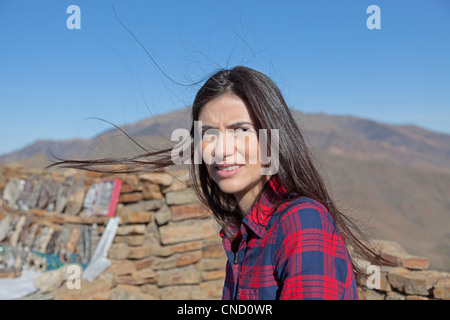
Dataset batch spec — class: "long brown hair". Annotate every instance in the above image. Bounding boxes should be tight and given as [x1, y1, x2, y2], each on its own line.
[48, 65, 382, 283]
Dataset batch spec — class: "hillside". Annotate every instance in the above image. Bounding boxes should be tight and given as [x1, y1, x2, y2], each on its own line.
[298, 112, 450, 171]
[0, 108, 191, 165]
[317, 149, 450, 270]
[2, 108, 449, 171]
[1, 108, 449, 270]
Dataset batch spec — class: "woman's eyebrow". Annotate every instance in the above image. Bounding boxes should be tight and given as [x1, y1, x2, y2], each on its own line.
[227, 121, 254, 128]
[200, 124, 217, 131]
[200, 121, 254, 130]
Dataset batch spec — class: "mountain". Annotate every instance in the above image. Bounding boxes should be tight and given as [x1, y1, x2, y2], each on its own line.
[1, 108, 450, 270]
[297, 112, 450, 171]
[0, 139, 90, 165]
[2, 109, 449, 171]
[0, 108, 191, 167]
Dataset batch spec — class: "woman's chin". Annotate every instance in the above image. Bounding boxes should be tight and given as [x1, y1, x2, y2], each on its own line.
[215, 179, 243, 195]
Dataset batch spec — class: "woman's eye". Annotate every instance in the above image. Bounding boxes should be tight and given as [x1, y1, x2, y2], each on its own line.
[234, 127, 256, 137]
[235, 127, 249, 133]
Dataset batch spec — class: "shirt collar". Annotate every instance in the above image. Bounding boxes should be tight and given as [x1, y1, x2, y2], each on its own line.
[241, 175, 289, 238]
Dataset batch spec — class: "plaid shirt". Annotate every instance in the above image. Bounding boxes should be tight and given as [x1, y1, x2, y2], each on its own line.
[220, 176, 358, 300]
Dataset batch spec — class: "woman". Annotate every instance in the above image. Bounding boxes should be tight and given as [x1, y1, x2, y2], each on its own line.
[51, 66, 380, 300]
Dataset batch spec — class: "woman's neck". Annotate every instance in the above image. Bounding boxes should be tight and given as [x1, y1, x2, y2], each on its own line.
[234, 176, 271, 216]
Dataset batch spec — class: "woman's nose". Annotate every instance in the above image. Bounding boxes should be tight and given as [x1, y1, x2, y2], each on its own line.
[213, 130, 236, 164]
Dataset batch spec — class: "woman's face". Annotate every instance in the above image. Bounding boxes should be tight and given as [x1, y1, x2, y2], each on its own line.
[198, 93, 269, 206]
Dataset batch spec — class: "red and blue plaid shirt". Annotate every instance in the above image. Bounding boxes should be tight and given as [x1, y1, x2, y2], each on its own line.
[220, 176, 358, 300]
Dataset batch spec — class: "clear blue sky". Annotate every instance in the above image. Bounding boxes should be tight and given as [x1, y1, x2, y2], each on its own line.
[0, 0, 449, 155]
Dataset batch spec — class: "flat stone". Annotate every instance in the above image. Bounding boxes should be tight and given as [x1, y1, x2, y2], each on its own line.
[117, 273, 156, 286]
[107, 260, 137, 276]
[162, 180, 189, 193]
[65, 179, 86, 216]
[401, 255, 430, 270]
[119, 192, 143, 203]
[406, 295, 432, 300]
[116, 224, 147, 235]
[143, 199, 166, 211]
[120, 183, 140, 194]
[9, 215, 26, 246]
[388, 268, 448, 296]
[199, 279, 223, 299]
[142, 182, 164, 200]
[38, 227, 55, 254]
[46, 182, 60, 212]
[160, 285, 208, 300]
[118, 175, 142, 193]
[37, 179, 55, 210]
[155, 205, 171, 225]
[171, 203, 211, 221]
[118, 211, 152, 224]
[54, 176, 75, 214]
[195, 257, 227, 271]
[137, 284, 159, 299]
[52, 278, 112, 300]
[364, 289, 385, 300]
[165, 189, 199, 205]
[34, 268, 63, 293]
[150, 239, 203, 257]
[176, 250, 202, 267]
[202, 241, 225, 259]
[433, 277, 450, 300]
[155, 265, 202, 287]
[0, 215, 11, 242]
[113, 235, 146, 246]
[149, 255, 177, 270]
[139, 172, 173, 186]
[108, 243, 130, 260]
[17, 175, 34, 210]
[371, 239, 429, 270]
[127, 244, 153, 260]
[3, 178, 25, 209]
[117, 200, 165, 215]
[202, 269, 226, 281]
[385, 291, 406, 300]
[27, 178, 43, 209]
[65, 226, 82, 254]
[82, 183, 99, 217]
[110, 285, 158, 300]
[134, 258, 154, 271]
[159, 218, 217, 245]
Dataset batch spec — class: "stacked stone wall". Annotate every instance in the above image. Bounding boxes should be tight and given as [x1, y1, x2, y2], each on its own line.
[0, 166, 448, 300]
[356, 240, 450, 300]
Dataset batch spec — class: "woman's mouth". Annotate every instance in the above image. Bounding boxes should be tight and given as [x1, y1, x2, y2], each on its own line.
[215, 164, 244, 178]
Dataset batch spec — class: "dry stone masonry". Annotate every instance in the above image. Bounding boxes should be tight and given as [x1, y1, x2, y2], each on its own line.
[0, 166, 448, 300]
[355, 240, 450, 300]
